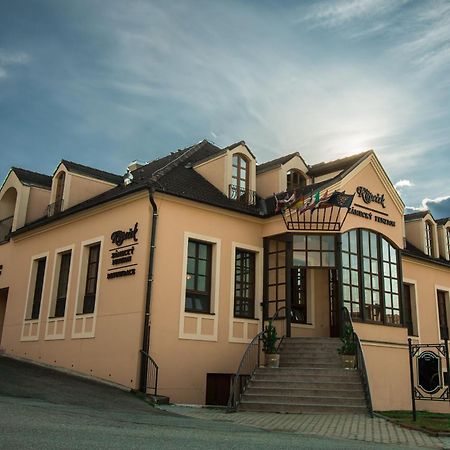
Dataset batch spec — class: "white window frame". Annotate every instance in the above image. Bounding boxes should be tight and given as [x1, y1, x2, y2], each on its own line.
[72, 236, 104, 339]
[179, 232, 221, 341]
[21, 251, 49, 341]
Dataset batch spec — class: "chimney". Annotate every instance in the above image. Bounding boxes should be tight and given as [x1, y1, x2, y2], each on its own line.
[127, 160, 145, 172]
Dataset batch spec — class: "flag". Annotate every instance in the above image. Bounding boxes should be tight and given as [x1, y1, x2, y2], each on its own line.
[274, 192, 295, 212]
[299, 190, 320, 214]
[291, 194, 304, 210]
[324, 191, 354, 209]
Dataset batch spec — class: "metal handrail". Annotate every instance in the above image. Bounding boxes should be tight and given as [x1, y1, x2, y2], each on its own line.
[140, 350, 159, 396]
[228, 184, 257, 206]
[47, 199, 64, 217]
[342, 307, 373, 415]
[227, 306, 287, 412]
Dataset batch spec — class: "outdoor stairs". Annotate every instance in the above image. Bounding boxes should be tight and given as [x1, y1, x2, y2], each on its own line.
[239, 337, 369, 414]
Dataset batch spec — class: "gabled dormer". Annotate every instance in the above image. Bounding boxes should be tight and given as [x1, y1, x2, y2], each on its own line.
[437, 218, 450, 261]
[193, 141, 257, 205]
[404, 211, 439, 258]
[0, 168, 52, 241]
[48, 160, 122, 216]
[256, 152, 309, 199]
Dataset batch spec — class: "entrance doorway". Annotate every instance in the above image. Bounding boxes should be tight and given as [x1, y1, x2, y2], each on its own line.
[0, 288, 8, 347]
[289, 268, 340, 338]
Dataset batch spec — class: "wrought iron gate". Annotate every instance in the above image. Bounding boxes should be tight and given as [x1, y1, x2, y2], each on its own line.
[408, 338, 450, 420]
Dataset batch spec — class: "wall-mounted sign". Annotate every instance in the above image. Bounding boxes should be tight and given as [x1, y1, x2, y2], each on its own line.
[107, 223, 139, 280]
[349, 187, 396, 227]
[111, 223, 139, 246]
[356, 186, 386, 208]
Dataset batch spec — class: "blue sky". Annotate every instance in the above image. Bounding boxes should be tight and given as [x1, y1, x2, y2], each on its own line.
[0, 0, 449, 217]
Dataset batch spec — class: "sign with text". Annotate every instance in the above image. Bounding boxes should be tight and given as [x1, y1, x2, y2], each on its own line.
[107, 223, 139, 280]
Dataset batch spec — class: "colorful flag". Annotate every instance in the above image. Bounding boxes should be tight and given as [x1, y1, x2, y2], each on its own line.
[326, 191, 354, 209]
[274, 192, 295, 212]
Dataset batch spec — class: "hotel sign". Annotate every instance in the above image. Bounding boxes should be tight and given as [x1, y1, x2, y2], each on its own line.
[107, 223, 139, 280]
[349, 187, 396, 227]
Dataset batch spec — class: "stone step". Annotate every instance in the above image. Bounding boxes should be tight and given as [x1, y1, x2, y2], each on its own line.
[256, 367, 359, 377]
[248, 379, 364, 391]
[279, 362, 343, 369]
[280, 343, 341, 351]
[239, 400, 368, 414]
[245, 386, 365, 399]
[254, 372, 360, 383]
[242, 393, 367, 407]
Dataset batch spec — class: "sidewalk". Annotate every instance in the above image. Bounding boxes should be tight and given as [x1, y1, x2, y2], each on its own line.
[158, 405, 446, 449]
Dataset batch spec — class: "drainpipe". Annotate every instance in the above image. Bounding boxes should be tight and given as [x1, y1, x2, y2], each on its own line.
[139, 188, 158, 393]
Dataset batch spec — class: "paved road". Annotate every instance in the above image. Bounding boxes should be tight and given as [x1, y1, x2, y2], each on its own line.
[0, 356, 436, 449]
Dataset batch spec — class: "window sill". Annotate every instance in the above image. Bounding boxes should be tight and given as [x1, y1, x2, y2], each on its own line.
[48, 316, 65, 320]
[234, 316, 258, 321]
[76, 312, 95, 316]
[184, 310, 215, 316]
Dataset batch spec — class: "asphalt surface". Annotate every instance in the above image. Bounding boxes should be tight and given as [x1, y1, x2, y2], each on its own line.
[0, 356, 430, 449]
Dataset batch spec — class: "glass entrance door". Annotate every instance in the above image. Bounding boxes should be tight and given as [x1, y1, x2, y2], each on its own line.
[291, 268, 307, 324]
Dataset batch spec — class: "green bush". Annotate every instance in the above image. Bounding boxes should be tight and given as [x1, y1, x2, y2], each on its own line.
[338, 324, 356, 355]
[262, 322, 278, 354]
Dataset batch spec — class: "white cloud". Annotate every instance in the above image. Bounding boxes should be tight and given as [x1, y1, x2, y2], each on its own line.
[421, 195, 450, 209]
[0, 50, 31, 81]
[394, 179, 414, 190]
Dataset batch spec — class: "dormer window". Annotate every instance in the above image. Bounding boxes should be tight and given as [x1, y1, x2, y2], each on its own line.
[447, 228, 450, 257]
[48, 172, 65, 216]
[287, 169, 306, 191]
[230, 153, 251, 203]
[425, 221, 433, 256]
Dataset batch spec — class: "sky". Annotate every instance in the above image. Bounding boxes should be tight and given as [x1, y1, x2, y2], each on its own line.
[0, 0, 449, 217]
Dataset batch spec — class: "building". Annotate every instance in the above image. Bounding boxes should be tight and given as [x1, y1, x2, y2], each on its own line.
[0, 140, 449, 413]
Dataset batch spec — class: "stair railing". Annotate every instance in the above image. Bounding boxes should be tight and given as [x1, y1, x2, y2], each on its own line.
[342, 307, 373, 415]
[140, 350, 159, 396]
[227, 306, 287, 412]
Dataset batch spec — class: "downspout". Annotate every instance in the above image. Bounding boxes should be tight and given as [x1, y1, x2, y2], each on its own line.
[139, 188, 158, 393]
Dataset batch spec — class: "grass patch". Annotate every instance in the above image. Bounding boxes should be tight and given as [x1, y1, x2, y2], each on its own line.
[379, 411, 450, 433]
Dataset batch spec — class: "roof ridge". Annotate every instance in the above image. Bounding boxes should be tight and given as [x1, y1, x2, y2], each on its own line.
[150, 140, 209, 181]
[309, 150, 373, 169]
[12, 166, 51, 178]
[61, 159, 121, 178]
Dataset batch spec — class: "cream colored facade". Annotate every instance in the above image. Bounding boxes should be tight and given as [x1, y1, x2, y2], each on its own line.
[0, 140, 449, 413]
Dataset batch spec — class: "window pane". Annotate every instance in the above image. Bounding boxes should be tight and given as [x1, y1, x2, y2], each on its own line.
[363, 257, 370, 272]
[293, 251, 306, 266]
[370, 233, 378, 257]
[198, 244, 208, 260]
[351, 270, 359, 285]
[342, 268, 350, 284]
[349, 231, 357, 253]
[350, 255, 358, 269]
[307, 252, 320, 266]
[322, 252, 335, 267]
[362, 231, 370, 256]
[321, 235, 335, 251]
[307, 235, 320, 251]
[293, 235, 306, 250]
[342, 233, 349, 252]
[198, 259, 207, 276]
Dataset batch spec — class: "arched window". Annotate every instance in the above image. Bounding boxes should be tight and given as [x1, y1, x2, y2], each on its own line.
[55, 172, 65, 213]
[341, 229, 401, 324]
[287, 169, 306, 191]
[425, 221, 433, 256]
[0, 187, 17, 242]
[447, 228, 450, 258]
[231, 154, 249, 202]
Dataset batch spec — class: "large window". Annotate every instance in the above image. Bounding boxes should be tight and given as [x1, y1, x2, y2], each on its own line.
[437, 290, 449, 340]
[234, 249, 255, 318]
[341, 229, 401, 325]
[29, 258, 46, 320]
[287, 169, 306, 191]
[342, 230, 360, 320]
[185, 240, 212, 313]
[82, 244, 100, 314]
[293, 235, 336, 268]
[231, 154, 249, 201]
[425, 221, 433, 256]
[54, 252, 71, 318]
[403, 283, 418, 336]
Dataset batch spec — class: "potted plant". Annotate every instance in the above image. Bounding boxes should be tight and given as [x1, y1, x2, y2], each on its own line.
[262, 321, 280, 368]
[338, 324, 357, 369]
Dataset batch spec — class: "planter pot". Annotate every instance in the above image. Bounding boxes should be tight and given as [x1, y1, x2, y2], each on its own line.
[341, 354, 356, 369]
[265, 353, 280, 368]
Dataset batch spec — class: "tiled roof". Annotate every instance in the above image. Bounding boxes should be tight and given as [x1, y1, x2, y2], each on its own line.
[11, 167, 52, 189]
[11, 140, 373, 236]
[404, 211, 430, 221]
[256, 152, 301, 174]
[61, 160, 123, 185]
[308, 150, 373, 177]
[436, 217, 450, 225]
[402, 240, 450, 269]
